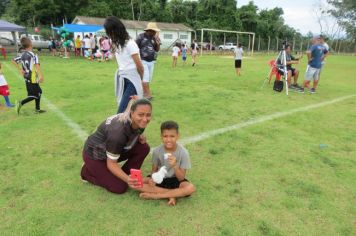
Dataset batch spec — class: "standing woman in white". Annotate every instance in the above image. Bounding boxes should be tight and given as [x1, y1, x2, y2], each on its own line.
[104, 16, 144, 113]
[234, 43, 243, 76]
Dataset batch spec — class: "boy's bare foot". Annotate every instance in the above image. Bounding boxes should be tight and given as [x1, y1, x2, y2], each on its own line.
[167, 198, 176, 206]
[139, 192, 159, 199]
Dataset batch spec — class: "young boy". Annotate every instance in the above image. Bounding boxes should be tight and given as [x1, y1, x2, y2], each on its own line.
[12, 37, 45, 114]
[139, 120, 195, 206]
[234, 43, 243, 76]
[0, 62, 14, 107]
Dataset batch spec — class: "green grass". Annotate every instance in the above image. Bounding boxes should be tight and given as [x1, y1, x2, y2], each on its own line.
[0, 53, 355, 235]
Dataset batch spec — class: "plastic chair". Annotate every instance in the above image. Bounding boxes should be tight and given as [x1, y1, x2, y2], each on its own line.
[268, 59, 281, 83]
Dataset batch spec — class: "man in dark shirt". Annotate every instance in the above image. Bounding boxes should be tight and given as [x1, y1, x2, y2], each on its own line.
[136, 22, 161, 100]
[277, 44, 302, 91]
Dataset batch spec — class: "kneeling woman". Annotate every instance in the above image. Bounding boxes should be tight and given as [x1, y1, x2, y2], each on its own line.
[81, 99, 152, 194]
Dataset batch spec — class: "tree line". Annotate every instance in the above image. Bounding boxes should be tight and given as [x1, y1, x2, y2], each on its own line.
[0, 0, 354, 42]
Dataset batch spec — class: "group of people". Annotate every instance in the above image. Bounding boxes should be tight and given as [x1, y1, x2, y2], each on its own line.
[171, 39, 199, 67]
[79, 16, 195, 206]
[3, 16, 331, 206]
[74, 33, 113, 61]
[3, 16, 195, 206]
[275, 35, 329, 93]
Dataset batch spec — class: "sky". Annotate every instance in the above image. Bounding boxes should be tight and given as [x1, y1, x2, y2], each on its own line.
[237, 0, 331, 35]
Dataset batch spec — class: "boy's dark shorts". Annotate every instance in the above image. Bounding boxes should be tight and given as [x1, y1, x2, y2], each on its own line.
[235, 59, 242, 68]
[26, 82, 42, 98]
[157, 177, 189, 189]
[289, 68, 296, 76]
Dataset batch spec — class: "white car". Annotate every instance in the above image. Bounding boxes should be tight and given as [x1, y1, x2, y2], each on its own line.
[218, 43, 237, 51]
[20, 34, 51, 51]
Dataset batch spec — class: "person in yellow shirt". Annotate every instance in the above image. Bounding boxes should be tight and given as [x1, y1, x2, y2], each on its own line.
[75, 35, 82, 57]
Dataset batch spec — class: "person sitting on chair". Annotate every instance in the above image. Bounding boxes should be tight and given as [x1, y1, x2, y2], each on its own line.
[277, 44, 303, 91]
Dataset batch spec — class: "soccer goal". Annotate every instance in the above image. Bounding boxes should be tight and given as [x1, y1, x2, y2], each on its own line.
[196, 28, 255, 56]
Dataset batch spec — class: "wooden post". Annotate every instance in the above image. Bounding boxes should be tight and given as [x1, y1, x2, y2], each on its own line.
[258, 35, 260, 52]
[268, 36, 271, 54]
[200, 29, 203, 56]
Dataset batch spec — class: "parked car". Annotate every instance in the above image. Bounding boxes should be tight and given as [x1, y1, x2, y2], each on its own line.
[0, 37, 18, 46]
[20, 34, 50, 51]
[0, 37, 18, 52]
[218, 42, 237, 51]
[197, 42, 216, 50]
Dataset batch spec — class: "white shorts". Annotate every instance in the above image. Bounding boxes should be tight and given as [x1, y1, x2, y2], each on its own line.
[305, 66, 320, 81]
[142, 60, 155, 83]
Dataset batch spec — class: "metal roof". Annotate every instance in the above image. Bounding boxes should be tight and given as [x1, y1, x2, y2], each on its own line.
[72, 16, 193, 32]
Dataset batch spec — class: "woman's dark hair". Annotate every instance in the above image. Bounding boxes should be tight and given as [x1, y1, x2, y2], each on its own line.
[131, 98, 152, 112]
[160, 121, 179, 134]
[104, 16, 130, 50]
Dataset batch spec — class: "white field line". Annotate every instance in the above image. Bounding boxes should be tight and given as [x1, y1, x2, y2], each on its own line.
[3, 62, 89, 141]
[180, 94, 356, 145]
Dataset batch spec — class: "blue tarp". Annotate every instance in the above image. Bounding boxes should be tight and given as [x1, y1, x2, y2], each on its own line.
[52, 24, 103, 33]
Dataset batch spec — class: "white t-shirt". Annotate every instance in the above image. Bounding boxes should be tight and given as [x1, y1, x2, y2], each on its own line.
[234, 47, 243, 60]
[0, 74, 8, 86]
[115, 39, 140, 72]
[172, 46, 180, 57]
[83, 38, 91, 49]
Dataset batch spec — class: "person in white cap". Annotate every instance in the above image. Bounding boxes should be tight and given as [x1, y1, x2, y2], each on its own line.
[136, 22, 161, 100]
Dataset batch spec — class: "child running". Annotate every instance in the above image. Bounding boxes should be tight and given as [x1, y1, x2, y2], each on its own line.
[181, 44, 188, 65]
[172, 43, 180, 67]
[0, 62, 14, 107]
[12, 37, 45, 115]
[139, 120, 196, 206]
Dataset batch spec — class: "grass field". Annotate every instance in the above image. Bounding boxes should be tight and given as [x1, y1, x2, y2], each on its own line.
[0, 52, 355, 235]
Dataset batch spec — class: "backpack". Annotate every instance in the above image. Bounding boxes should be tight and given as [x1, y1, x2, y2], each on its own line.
[273, 80, 284, 92]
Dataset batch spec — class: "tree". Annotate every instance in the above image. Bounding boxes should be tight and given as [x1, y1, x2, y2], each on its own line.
[0, 0, 11, 17]
[236, 1, 258, 32]
[327, 0, 356, 40]
[78, 0, 112, 17]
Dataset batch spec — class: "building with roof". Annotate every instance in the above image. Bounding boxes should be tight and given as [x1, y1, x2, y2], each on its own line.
[72, 16, 194, 49]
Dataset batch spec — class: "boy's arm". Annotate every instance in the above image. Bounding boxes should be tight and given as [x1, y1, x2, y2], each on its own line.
[35, 64, 44, 83]
[168, 156, 186, 181]
[12, 60, 24, 76]
[173, 166, 186, 181]
[151, 165, 158, 174]
[142, 164, 158, 185]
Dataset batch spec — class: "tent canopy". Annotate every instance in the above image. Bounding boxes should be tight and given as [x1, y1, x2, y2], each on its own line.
[0, 19, 26, 32]
[52, 24, 103, 33]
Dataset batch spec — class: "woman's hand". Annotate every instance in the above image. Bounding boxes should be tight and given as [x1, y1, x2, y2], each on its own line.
[127, 175, 141, 189]
[139, 134, 146, 144]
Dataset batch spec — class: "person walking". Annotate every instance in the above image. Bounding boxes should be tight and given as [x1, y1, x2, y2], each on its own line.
[136, 22, 161, 100]
[104, 16, 144, 113]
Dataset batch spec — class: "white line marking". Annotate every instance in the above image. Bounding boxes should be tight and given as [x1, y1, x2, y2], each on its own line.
[180, 94, 356, 145]
[3, 62, 89, 141]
